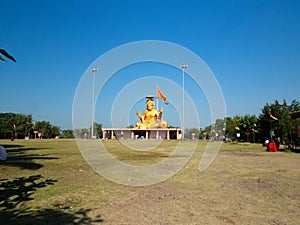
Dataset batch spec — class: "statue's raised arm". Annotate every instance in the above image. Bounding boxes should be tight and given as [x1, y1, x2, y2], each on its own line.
[136, 110, 144, 122]
[158, 108, 164, 119]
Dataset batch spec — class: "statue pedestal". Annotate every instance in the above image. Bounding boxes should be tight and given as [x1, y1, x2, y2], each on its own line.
[102, 128, 181, 140]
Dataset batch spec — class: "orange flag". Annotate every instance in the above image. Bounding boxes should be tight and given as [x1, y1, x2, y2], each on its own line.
[156, 87, 168, 105]
[270, 113, 278, 120]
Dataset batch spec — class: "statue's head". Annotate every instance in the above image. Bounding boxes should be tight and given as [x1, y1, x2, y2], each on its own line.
[145, 95, 155, 110]
[146, 99, 155, 110]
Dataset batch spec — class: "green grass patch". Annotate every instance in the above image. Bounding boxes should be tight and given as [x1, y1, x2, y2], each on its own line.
[0, 139, 299, 224]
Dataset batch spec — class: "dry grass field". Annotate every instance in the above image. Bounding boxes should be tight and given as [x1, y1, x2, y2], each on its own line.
[0, 139, 299, 225]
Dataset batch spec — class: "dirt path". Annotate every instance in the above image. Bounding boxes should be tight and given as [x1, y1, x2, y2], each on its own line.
[94, 150, 300, 225]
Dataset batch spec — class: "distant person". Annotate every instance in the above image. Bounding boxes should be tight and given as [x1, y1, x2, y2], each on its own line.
[267, 140, 278, 152]
[264, 139, 269, 147]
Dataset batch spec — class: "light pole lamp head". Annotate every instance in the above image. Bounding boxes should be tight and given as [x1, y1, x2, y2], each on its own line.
[180, 64, 188, 69]
[90, 67, 99, 72]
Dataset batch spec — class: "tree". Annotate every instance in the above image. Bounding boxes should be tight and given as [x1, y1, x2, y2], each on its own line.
[94, 122, 103, 139]
[258, 99, 300, 147]
[0, 113, 16, 138]
[73, 128, 89, 139]
[0, 113, 33, 139]
[237, 115, 258, 142]
[289, 100, 300, 147]
[225, 117, 235, 141]
[225, 115, 258, 142]
[185, 128, 200, 140]
[289, 99, 300, 112]
[0, 112, 61, 139]
[201, 125, 212, 140]
[213, 118, 226, 141]
[34, 121, 60, 138]
[62, 129, 74, 138]
[52, 126, 60, 138]
[14, 114, 34, 138]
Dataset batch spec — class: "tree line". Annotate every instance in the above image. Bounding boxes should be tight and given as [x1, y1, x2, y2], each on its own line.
[73, 123, 103, 139]
[0, 113, 103, 139]
[1, 99, 299, 145]
[194, 99, 300, 148]
[0, 113, 60, 139]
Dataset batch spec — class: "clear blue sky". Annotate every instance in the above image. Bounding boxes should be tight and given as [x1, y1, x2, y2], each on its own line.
[1, 0, 299, 130]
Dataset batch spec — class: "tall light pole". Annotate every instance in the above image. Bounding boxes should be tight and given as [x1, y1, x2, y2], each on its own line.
[180, 64, 188, 140]
[90, 67, 98, 139]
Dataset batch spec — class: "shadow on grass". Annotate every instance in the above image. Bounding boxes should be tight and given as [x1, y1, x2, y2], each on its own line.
[1, 144, 23, 148]
[3, 154, 59, 170]
[0, 175, 103, 224]
[1, 145, 58, 170]
[5, 147, 50, 153]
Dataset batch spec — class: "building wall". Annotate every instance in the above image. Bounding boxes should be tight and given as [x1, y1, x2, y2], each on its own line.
[103, 128, 180, 140]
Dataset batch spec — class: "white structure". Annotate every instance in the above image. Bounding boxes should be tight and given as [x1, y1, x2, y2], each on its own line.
[180, 64, 188, 139]
[102, 128, 182, 140]
[90, 67, 99, 139]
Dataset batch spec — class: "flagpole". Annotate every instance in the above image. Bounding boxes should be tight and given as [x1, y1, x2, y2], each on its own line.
[156, 84, 158, 110]
[269, 112, 278, 140]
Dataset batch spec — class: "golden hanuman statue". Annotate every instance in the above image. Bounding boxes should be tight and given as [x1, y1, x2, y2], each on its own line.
[136, 96, 168, 129]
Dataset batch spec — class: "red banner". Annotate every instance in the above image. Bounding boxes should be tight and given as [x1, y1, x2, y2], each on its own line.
[156, 87, 167, 104]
